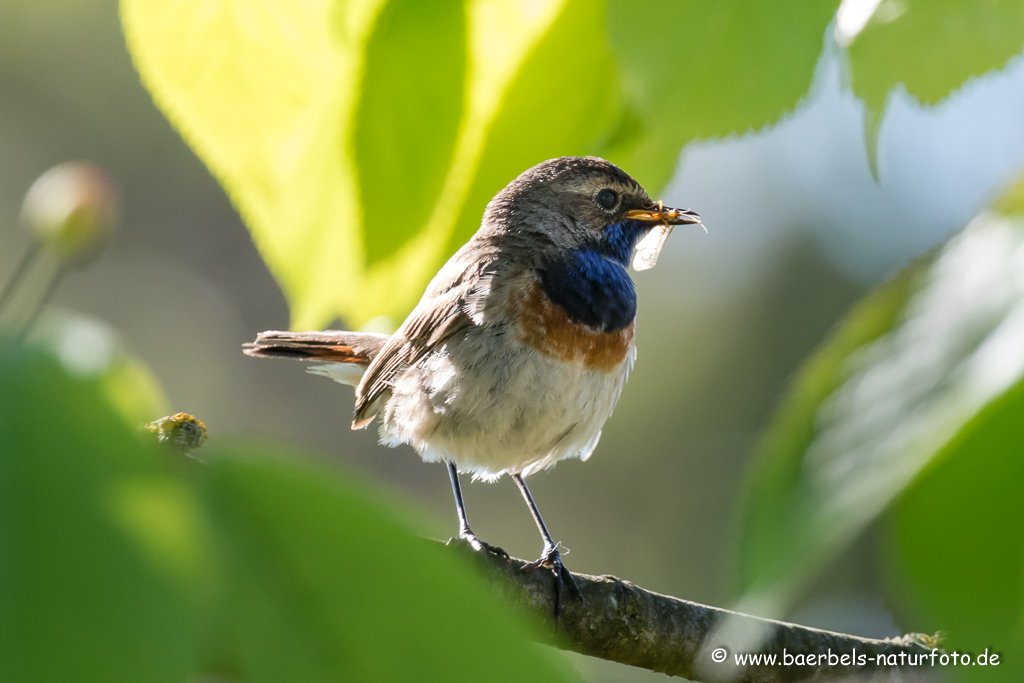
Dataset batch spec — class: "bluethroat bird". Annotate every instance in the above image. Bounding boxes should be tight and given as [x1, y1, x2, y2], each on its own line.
[245, 156, 701, 598]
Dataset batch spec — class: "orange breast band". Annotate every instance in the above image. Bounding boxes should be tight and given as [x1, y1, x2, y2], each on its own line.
[510, 280, 634, 372]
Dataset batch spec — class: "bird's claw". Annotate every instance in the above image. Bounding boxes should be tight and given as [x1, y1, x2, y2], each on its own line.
[448, 531, 510, 561]
[522, 545, 580, 617]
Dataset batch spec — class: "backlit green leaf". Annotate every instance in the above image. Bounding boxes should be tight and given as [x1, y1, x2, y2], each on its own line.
[121, 0, 383, 328]
[607, 0, 841, 190]
[847, 0, 1024, 116]
[355, 0, 465, 265]
[121, 0, 586, 329]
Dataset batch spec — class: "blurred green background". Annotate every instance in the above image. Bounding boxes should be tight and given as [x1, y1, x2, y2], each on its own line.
[3, 0, 1024, 681]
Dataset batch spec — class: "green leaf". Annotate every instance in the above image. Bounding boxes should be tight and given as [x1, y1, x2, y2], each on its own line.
[120, 0, 605, 328]
[847, 0, 1024, 116]
[201, 443, 576, 683]
[736, 202, 1024, 611]
[606, 0, 841, 190]
[354, 0, 466, 265]
[0, 344, 206, 683]
[882, 380, 1024, 682]
[352, 0, 618, 324]
[120, 0, 385, 328]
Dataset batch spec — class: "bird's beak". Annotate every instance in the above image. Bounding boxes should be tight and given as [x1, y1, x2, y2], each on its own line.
[626, 201, 704, 272]
[624, 201, 701, 225]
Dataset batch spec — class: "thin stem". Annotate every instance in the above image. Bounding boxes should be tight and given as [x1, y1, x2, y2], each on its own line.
[0, 243, 40, 319]
[16, 265, 65, 343]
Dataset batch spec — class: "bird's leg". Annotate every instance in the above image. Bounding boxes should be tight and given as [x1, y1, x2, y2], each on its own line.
[446, 462, 508, 559]
[512, 473, 581, 615]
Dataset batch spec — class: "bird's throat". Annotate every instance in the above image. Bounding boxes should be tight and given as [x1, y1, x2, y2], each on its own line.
[537, 249, 637, 332]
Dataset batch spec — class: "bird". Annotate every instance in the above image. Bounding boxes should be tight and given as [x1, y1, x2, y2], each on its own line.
[244, 156, 701, 600]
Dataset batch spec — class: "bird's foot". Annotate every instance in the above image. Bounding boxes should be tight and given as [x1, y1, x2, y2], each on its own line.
[447, 531, 510, 561]
[521, 544, 580, 618]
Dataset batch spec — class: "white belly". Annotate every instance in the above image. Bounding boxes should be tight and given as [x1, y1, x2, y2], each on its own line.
[378, 327, 635, 481]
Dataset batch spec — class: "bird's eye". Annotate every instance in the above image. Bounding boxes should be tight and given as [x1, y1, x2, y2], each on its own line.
[596, 188, 617, 210]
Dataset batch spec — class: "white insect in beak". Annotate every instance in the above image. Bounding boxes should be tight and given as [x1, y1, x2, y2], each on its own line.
[632, 224, 673, 271]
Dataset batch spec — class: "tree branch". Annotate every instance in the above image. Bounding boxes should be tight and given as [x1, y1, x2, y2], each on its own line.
[449, 543, 937, 682]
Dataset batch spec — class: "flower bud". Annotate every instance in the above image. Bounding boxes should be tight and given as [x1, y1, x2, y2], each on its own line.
[20, 162, 119, 266]
[145, 412, 209, 453]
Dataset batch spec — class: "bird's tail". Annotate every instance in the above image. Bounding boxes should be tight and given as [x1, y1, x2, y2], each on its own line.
[243, 330, 389, 387]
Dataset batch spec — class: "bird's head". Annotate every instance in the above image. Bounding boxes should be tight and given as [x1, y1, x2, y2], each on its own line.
[483, 156, 701, 269]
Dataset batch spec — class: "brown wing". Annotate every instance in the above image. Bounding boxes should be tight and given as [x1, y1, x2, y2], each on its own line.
[352, 246, 502, 429]
[352, 290, 472, 429]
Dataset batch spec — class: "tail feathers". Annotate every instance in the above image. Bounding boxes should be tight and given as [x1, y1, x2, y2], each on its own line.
[245, 329, 391, 418]
[243, 330, 389, 365]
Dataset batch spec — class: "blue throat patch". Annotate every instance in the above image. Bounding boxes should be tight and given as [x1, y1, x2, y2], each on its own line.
[537, 220, 647, 332]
